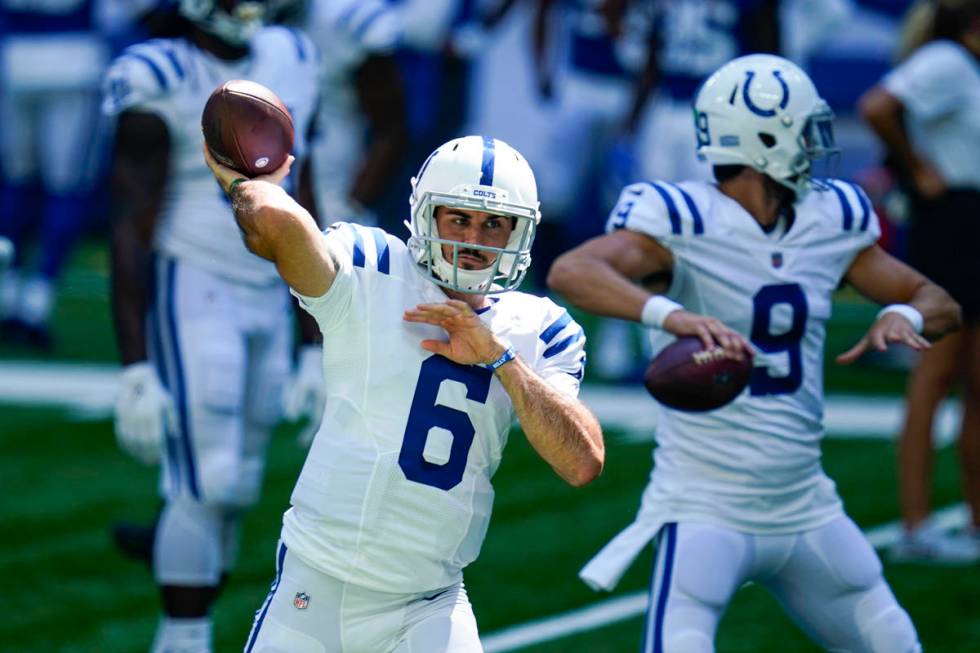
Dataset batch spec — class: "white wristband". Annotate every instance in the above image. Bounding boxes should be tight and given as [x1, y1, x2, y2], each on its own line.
[876, 304, 924, 333]
[641, 296, 684, 329]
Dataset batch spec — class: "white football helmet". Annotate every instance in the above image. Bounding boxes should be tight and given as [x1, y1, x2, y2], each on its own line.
[178, 0, 269, 45]
[693, 54, 837, 198]
[407, 136, 540, 294]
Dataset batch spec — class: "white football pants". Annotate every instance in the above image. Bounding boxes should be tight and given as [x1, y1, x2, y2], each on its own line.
[245, 543, 483, 653]
[643, 517, 921, 653]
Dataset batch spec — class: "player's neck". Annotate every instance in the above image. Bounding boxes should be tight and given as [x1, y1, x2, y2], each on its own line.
[444, 287, 491, 311]
[191, 28, 250, 61]
[718, 172, 786, 229]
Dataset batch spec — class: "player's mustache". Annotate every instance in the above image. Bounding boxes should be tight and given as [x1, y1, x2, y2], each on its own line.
[457, 248, 487, 262]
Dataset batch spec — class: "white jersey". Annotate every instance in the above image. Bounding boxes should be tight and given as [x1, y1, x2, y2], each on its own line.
[580, 178, 880, 591]
[883, 40, 980, 191]
[101, 27, 319, 285]
[283, 222, 587, 594]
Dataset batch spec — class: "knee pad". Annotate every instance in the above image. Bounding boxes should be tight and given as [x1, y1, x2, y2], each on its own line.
[154, 497, 225, 586]
[857, 587, 921, 653]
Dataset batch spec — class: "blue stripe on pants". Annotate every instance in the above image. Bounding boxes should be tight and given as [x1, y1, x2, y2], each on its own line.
[244, 542, 288, 652]
[642, 523, 677, 653]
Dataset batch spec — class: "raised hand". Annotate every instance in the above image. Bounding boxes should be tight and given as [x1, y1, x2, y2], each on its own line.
[403, 300, 506, 366]
[202, 142, 294, 194]
[837, 311, 931, 365]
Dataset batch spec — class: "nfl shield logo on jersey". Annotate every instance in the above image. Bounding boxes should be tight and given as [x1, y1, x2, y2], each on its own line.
[771, 252, 783, 268]
[293, 592, 311, 610]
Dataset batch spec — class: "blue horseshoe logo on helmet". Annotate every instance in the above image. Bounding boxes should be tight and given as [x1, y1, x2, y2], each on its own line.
[742, 70, 790, 117]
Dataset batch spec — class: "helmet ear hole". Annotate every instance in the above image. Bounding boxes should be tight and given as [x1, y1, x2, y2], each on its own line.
[758, 133, 777, 149]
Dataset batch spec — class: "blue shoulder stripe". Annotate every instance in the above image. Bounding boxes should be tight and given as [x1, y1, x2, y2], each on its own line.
[540, 311, 572, 344]
[544, 328, 584, 359]
[348, 223, 366, 267]
[124, 51, 168, 91]
[828, 181, 853, 231]
[162, 45, 184, 79]
[287, 28, 307, 61]
[352, 4, 387, 41]
[843, 181, 872, 232]
[666, 182, 704, 235]
[337, 3, 359, 29]
[645, 182, 681, 235]
[368, 227, 390, 274]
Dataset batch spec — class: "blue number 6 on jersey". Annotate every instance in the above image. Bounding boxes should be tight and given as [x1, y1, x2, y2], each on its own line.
[398, 355, 493, 491]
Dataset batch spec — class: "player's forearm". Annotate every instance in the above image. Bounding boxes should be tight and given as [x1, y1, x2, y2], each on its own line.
[909, 281, 962, 340]
[495, 358, 604, 487]
[231, 180, 309, 261]
[548, 254, 649, 323]
[110, 219, 150, 365]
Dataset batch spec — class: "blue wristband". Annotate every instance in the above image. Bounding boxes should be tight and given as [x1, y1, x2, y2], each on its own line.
[486, 345, 517, 371]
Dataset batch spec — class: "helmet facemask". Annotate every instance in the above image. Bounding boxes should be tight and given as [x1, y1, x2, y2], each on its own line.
[407, 189, 538, 295]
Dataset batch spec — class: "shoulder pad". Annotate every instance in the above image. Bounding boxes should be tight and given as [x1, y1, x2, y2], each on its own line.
[102, 40, 185, 115]
[254, 26, 319, 67]
[606, 180, 706, 239]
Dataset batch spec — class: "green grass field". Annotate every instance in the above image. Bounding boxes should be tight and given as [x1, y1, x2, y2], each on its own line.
[2, 241, 978, 652]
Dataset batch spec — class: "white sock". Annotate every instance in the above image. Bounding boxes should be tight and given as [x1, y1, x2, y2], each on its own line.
[19, 276, 54, 326]
[150, 617, 212, 653]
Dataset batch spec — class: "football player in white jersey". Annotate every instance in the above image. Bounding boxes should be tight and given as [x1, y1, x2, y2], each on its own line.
[101, 2, 322, 651]
[203, 134, 604, 653]
[549, 54, 961, 652]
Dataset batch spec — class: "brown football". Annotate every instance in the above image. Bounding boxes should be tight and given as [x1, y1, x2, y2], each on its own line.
[201, 79, 294, 178]
[644, 336, 752, 412]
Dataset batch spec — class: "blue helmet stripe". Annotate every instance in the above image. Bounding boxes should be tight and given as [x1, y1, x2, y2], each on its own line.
[479, 136, 495, 186]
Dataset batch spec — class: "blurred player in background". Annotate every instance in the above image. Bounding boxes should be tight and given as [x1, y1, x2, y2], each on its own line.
[0, 0, 109, 349]
[101, 1, 321, 651]
[204, 134, 604, 652]
[860, 0, 980, 564]
[529, 0, 652, 284]
[299, 0, 409, 228]
[550, 54, 961, 652]
[626, 0, 781, 184]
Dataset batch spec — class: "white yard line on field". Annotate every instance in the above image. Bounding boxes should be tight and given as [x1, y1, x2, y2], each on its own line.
[481, 503, 970, 652]
[0, 362, 963, 445]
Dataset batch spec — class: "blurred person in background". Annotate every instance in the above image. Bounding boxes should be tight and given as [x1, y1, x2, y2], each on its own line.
[299, 0, 409, 228]
[0, 0, 109, 349]
[101, 1, 322, 650]
[550, 53, 961, 652]
[860, 0, 980, 564]
[529, 0, 652, 290]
